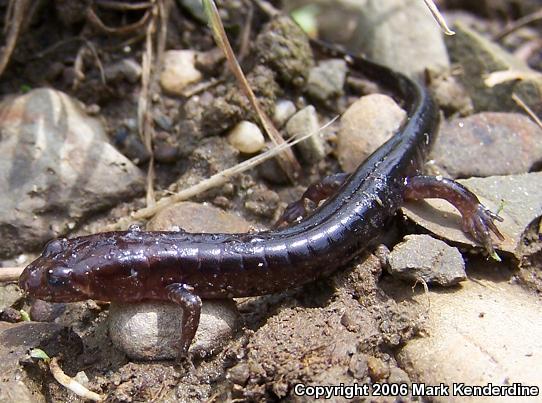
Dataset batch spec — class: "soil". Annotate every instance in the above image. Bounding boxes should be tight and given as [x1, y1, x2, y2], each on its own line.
[0, 1, 540, 402]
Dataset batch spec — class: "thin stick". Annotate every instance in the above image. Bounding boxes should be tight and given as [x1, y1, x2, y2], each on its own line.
[512, 93, 542, 129]
[0, 0, 30, 77]
[0, 267, 23, 282]
[202, 0, 301, 181]
[422, 0, 455, 36]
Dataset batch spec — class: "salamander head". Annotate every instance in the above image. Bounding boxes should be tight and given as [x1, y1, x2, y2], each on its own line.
[19, 237, 91, 302]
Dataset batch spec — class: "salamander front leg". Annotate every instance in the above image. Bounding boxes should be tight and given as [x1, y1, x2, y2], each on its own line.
[404, 175, 504, 255]
[166, 283, 202, 357]
[276, 172, 351, 227]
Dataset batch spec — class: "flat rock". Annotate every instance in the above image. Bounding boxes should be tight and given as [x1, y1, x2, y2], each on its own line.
[430, 112, 542, 178]
[108, 300, 240, 360]
[388, 235, 466, 286]
[0, 89, 144, 258]
[398, 278, 542, 402]
[402, 172, 542, 260]
[337, 94, 406, 172]
[346, 0, 450, 78]
[0, 283, 22, 310]
[446, 21, 542, 116]
[147, 201, 252, 233]
[0, 321, 83, 403]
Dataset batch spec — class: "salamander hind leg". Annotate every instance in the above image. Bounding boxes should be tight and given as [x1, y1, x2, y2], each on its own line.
[166, 283, 202, 358]
[275, 172, 351, 227]
[404, 175, 504, 256]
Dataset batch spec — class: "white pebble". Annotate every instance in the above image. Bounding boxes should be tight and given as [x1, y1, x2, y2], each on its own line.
[273, 99, 296, 127]
[160, 50, 202, 95]
[227, 121, 265, 154]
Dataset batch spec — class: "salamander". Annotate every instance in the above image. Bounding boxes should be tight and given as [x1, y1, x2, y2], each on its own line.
[18, 44, 503, 357]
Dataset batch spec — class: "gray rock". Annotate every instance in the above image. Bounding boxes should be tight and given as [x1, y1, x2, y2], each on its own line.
[446, 21, 542, 116]
[430, 112, 542, 178]
[388, 235, 466, 286]
[402, 172, 542, 259]
[337, 94, 406, 172]
[0, 321, 83, 403]
[0, 89, 144, 258]
[108, 300, 239, 360]
[348, 0, 450, 78]
[306, 58, 347, 103]
[285, 105, 326, 163]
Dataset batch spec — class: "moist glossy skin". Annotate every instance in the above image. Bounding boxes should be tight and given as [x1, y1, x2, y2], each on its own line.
[18, 47, 501, 355]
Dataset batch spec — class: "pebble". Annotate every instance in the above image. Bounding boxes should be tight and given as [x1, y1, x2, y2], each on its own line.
[285, 105, 326, 163]
[0, 89, 144, 258]
[388, 235, 466, 286]
[160, 50, 203, 95]
[108, 300, 239, 360]
[306, 58, 347, 103]
[227, 121, 265, 154]
[347, 0, 449, 78]
[273, 99, 296, 128]
[337, 94, 406, 172]
[446, 21, 542, 116]
[104, 58, 142, 83]
[367, 356, 390, 381]
[147, 201, 251, 233]
[430, 112, 542, 178]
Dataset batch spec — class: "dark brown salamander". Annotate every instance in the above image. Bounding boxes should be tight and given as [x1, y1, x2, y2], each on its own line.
[19, 46, 503, 357]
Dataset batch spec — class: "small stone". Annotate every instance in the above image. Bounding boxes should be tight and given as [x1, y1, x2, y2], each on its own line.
[306, 59, 347, 102]
[388, 367, 410, 384]
[147, 201, 251, 233]
[285, 105, 326, 163]
[348, 354, 369, 379]
[160, 50, 202, 95]
[227, 363, 250, 385]
[244, 185, 280, 219]
[104, 58, 142, 83]
[108, 300, 239, 360]
[367, 356, 390, 381]
[431, 112, 542, 178]
[273, 99, 296, 127]
[337, 94, 406, 172]
[227, 121, 265, 154]
[388, 235, 466, 286]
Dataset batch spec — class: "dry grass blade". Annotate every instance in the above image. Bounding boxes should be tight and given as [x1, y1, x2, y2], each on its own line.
[202, 0, 301, 181]
[103, 116, 338, 230]
[50, 357, 104, 402]
[512, 93, 542, 129]
[484, 69, 542, 87]
[0, 267, 23, 282]
[85, 6, 151, 36]
[0, 0, 30, 77]
[423, 0, 455, 35]
[95, 0, 153, 11]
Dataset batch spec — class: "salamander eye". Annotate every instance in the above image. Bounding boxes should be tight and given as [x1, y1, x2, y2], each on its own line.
[43, 239, 67, 257]
[47, 268, 71, 287]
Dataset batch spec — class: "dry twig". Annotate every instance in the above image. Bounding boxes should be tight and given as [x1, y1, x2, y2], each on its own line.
[0, 0, 30, 77]
[0, 267, 23, 282]
[494, 8, 542, 41]
[50, 357, 104, 402]
[423, 0, 455, 35]
[512, 93, 542, 129]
